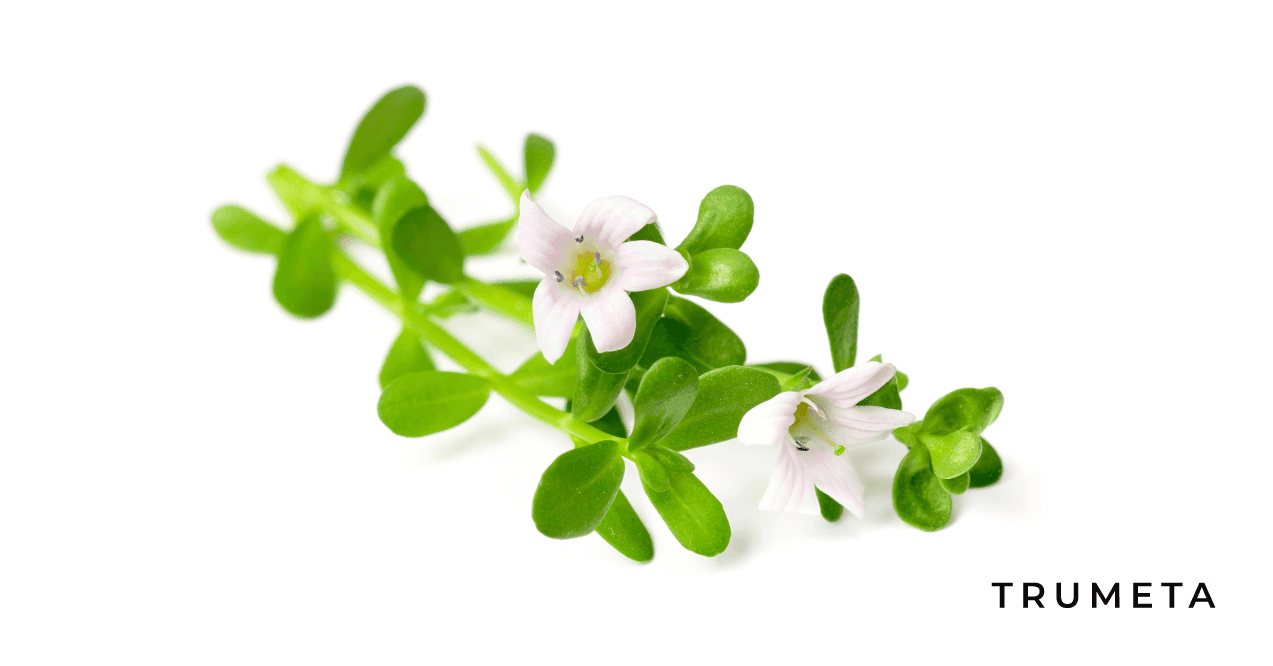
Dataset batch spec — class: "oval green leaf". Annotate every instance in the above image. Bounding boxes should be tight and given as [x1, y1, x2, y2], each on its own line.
[586, 288, 668, 373]
[532, 441, 625, 539]
[212, 205, 285, 255]
[594, 490, 653, 563]
[660, 296, 747, 369]
[939, 471, 970, 495]
[676, 185, 754, 255]
[634, 451, 670, 492]
[642, 470, 730, 557]
[391, 205, 465, 285]
[919, 429, 984, 480]
[459, 215, 518, 256]
[893, 443, 953, 532]
[673, 248, 759, 303]
[341, 85, 426, 178]
[272, 215, 336, 319]
[968, 438, 1003, 488]
[630, 357, 699, 449]
[922, 387, 1004, 438]
[372, 177, 429, 302]
[571, 326, 629, 423]
[378, 327, 435, 390]
[660, 366, 781, 451]
[377, 371, 490, 437]
[511, 338, 578, 398]
[816, 488, 844, 522]
[524, 133, 556, 194]
[823, 274, 860, 373]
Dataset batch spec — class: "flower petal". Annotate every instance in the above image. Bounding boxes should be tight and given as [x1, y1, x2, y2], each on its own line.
[571, 195, 657, 249]
[804, 361, 897, 411]
[532, 277, 581, 364]
[516, 191, 572, 274]
[737, 392, 803, 447]
[758, 437, 820, 515]
[803, 442, 866, 519]
[579, 286, 636, 353]
[613, 240, 689, 292]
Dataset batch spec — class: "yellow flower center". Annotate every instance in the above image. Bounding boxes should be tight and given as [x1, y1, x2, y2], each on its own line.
[566, 249, 611, 294]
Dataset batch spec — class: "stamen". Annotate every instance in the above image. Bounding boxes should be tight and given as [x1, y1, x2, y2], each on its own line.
[573, 275, 587, 296]
[575, 235, 584, 243]
[800, 397, 828, 422]
[594, 251, 601, 264]
[792, 435, 810, 452]
[554, 271, 564, 283]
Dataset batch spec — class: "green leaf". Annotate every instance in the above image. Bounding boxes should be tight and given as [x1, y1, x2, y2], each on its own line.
[676, 185, 754, 255]
[563, 401, 627, 448]
[816, 489, 844, 522]
[916, 387, 1003, 480]
[377, 371, 490, 437]
[341, 85, 426, 178]
[378, 328, 435, 389]
[524, 133, 555, 193]
[642, 470, 730, 556]
[372, 177, 429, 302]
[585, 288, 668, 373]
[391, 205, 465, 284]
[897, 370, 909, 392]
[634, 451, 670, 492]
[571, 326, 630, 423]
[859, 375, 902, 411]
[780, 366, 814, 392]
[630, 357, 699, 449]
[424, 289, 478, 318]
[750, 362, 823, 383]
[646, 446, 695, 473]
[823, 274, 860, 372]
[211, 205, 286, 255]
[659, 296, 747, 368]
[272, 215, 336, 319]
[940, 472, 970, 495]
[921, 387, 1004, 438]
[594, 490, 653, 562]
[673, 248, 759, 303]
[918, 429, 983, 480]
[968, 438, 1003, 488]
[511, 338, 578, 398]
[893, 443, 953, 531]
[660, 366, 781, 451]
[459, 215, 517, 256]
[532, 441, 625, 539]
[338, 155, 406, 211]
[477, 145, 522, 202]
[627, 222, 667, 245]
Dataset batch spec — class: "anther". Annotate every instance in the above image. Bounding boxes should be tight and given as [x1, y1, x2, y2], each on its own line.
[575, 235, 584, 243]
[793, 435, 810, 452]
[594, 251, 601, 264]
[800, 397, 828, 422]
[554, 271, 564, 283]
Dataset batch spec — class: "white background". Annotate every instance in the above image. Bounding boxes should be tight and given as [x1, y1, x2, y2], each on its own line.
[2, 1, 1269, 663]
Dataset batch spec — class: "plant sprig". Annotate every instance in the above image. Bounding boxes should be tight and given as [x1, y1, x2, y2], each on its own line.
[213, 84, 1007, 562]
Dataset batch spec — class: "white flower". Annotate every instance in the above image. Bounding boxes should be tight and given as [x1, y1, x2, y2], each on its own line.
[737, 362, 916, 517]
[517, 192, 689, 363]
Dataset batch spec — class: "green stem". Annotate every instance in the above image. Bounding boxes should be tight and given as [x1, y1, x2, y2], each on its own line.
[272, 163, 540, 330]
[330, 249, 613, 446]
[268, 164, 380, 246]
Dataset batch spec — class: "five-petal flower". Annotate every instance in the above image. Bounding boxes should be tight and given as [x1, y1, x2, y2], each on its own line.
[517, 192, 688, 363]
[737, 362, 916, 517]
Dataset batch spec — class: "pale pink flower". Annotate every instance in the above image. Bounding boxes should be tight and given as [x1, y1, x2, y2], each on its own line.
[517, 192, 688, 363]
[737, 362, 915, 517]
